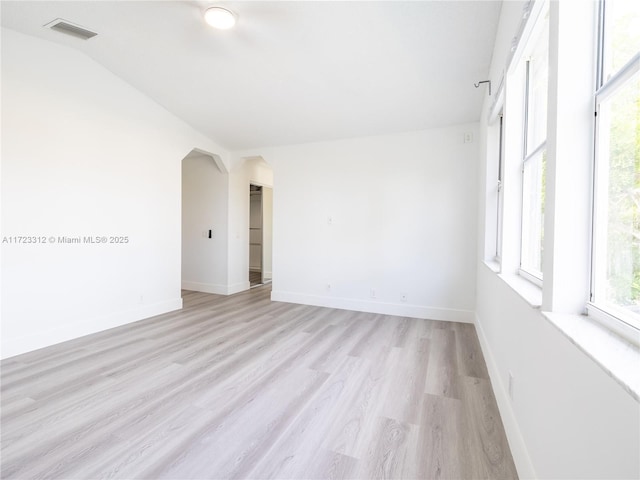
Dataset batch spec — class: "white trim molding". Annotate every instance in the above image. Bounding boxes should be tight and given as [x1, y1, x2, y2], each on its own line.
[474, 313, 538, 480]
[270, 290, 474, 323]
[182, 281, 250, 296]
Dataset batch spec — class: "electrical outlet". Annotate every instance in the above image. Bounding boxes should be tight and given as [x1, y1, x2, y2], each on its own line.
[463, 132, 473, 144]
[401, 294, 407, 302]
[327, 283, 332, 291]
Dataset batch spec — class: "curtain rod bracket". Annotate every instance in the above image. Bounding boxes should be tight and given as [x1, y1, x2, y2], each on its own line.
[474, 80, 492, 96]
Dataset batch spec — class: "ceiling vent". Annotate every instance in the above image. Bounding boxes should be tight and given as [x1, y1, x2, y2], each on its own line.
[44, 18, 98, 40]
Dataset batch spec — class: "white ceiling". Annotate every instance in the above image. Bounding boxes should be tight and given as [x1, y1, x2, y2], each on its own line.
[1, 1, 502, 151]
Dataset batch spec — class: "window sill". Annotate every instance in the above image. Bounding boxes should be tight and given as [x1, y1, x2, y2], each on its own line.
[497, 270, 542, 308]
[483, 259, 501, 274]
[543, 312, 640, 402]
[481, 263, 638, 399]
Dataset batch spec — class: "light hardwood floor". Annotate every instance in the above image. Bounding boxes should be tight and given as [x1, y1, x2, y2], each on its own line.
[1, 286, 518, 479]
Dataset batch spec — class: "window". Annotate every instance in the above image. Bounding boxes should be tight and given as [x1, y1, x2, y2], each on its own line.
[519, 8, 549, 283]
[591, 0, 640, 332]
[496, 114, 504, 261]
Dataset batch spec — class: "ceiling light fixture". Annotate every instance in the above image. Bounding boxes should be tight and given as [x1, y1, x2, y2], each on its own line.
[204, 7, 237, 30]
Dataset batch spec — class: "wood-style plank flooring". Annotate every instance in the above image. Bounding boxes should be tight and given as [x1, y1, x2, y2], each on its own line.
[1, 286, 518, 479]
[249, 271, 262, 287]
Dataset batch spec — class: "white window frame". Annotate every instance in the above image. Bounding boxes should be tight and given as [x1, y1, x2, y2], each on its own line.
[588, 0, 640, 342]
[495, 113, 504, 263]
[518, 12, 549, 286]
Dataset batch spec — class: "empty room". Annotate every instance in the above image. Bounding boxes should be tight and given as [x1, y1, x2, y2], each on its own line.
[1, 0, 639, 479]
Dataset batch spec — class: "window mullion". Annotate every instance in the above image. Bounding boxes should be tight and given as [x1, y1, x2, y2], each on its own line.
[595, 51, 640, 102]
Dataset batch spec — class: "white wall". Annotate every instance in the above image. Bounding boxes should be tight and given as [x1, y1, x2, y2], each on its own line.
[263, 126, 478, 321]
[476, 267, 640, 479]
[1, 28, 228, 358]
[475, 2, 640, 479]
[181, 153, 229, 294]
[262, 187, 273, 281]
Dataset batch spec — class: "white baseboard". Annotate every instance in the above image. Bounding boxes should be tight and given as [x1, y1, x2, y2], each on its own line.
[181, 281, 251, 295]
[1, 298, 182, 360]
[270, 291, 474, 323]
[474, 313, 537, 479]
[227, 281, 251, 295]
[182, 281, 229, 295]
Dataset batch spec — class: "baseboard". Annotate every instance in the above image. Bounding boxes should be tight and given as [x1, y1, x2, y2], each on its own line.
[1, 298, 182, 360]
[270, 290, 474, 323]
[182, 281, 229, 295]
[182, 280, 251, 295]
[227, 281, 251, 295]
[474, 313, 537, 479]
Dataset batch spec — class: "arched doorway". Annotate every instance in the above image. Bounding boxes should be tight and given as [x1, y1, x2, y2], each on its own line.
[181, 148, 228, 294]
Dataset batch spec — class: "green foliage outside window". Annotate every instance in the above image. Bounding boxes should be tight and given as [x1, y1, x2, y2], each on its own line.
[605, 75, 640, 313]
[602, 1, 640, 315]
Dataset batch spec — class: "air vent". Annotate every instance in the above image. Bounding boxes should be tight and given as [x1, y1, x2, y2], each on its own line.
[44, 18, 98, 40]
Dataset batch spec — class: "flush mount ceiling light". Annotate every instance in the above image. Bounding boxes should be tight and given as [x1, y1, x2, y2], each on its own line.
[204, 7, 237, 29]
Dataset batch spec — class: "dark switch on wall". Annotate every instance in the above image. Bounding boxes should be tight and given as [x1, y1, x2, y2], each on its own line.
[208, 230, 212, 239]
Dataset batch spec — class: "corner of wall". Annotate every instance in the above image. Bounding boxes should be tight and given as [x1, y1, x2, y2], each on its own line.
[474, 312, 538, 479]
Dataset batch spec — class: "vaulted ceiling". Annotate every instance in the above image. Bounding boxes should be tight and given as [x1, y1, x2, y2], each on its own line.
[1, 1, 502, 150]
